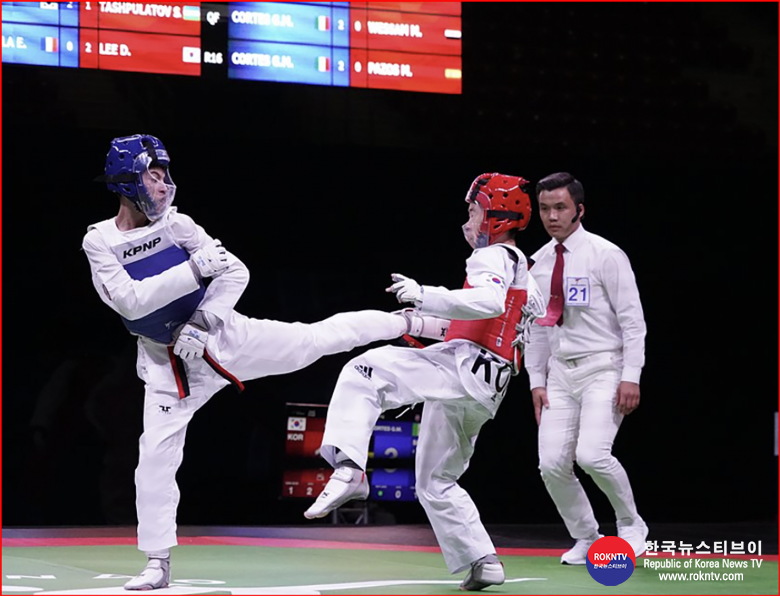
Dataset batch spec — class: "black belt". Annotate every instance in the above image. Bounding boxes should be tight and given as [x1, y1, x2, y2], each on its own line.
[167, 347, 245, 399]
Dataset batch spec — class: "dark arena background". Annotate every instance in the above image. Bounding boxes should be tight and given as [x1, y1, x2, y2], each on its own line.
[2, 2, 778, 594]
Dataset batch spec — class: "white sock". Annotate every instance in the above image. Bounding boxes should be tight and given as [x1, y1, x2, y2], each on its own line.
[145, 550, 170, 560]
[334, 449, 362, 471]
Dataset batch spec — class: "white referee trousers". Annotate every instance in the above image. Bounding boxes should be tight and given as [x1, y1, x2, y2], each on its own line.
[135, 310, 406, 553]
[320, 343, 497, 574]
[538, 351, 642, 540]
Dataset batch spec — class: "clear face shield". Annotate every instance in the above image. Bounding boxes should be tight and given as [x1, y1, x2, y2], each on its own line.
[132, 152, 176, 221]
[462, 202, 490, 249]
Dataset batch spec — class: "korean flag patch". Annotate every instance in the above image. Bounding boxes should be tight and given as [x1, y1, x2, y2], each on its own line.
[485, 274, 505, 289]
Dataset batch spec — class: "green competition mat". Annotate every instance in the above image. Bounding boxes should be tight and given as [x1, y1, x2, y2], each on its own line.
[3, 543, 777, 595]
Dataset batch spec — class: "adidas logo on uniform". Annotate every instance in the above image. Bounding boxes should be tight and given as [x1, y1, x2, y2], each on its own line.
[354, 364, 373, 380]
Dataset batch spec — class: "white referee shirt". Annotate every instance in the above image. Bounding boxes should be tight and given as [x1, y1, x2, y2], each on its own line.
[524, 225, 646, 389]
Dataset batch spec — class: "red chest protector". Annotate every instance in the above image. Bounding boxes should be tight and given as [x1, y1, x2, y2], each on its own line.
[444, 281, 528, 362]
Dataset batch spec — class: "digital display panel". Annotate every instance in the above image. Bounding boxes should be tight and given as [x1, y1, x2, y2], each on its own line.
[2, 1, 462, 94]
[79, 28, 201, 75]
[370, 468, 417, 502]
[351, 2, 461, 16]
[282, 403, 420, 503]
[371, 420, 418, 459]
[2, 1, 79, 26]
[1, 22, 79, 67]
[227, 40, 349, 86]
[282, 468, 329, 498]
[227, 2, 349, 47]
[78, 1, 201, 35]
[285, 406, 326, 459]
[348, 8, 461, 54]
[349, 48, 461, 93]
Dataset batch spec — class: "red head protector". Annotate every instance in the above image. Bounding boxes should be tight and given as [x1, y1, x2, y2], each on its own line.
[465, 173, 532, 247]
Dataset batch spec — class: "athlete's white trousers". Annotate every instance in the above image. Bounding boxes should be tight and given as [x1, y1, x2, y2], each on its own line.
[537, 351, 642, 540]
[134, 310, 406, 553]
[320, 342, 501, 574]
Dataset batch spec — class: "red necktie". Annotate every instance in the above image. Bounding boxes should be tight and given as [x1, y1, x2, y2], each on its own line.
[537, 243, 565, 327]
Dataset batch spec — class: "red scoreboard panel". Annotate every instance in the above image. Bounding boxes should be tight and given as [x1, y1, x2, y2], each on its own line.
[285, 409, 326, 459]
[349, 9, 461, 55]
[79, 29, 201, 75]
[282, 469, 329, 498]
[350, 49, 461, 94]
[78, 1, 200, 75]
[347, 5, 461, 93]
[283, 403, 329, 499]
[350, 2, 461, 16]
[79, 1, 201, 35]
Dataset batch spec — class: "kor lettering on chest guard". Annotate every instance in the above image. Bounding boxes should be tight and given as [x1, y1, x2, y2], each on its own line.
[123, 237, 162, 259]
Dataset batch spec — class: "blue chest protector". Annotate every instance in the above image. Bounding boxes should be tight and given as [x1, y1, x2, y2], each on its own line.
[112, 225, 206, 343]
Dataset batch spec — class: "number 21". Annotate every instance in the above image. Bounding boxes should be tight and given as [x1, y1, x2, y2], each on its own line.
[569, 286, 586, 301]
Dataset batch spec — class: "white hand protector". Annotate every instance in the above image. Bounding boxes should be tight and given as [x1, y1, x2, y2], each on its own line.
[173, 320, 208, 360]
[386, 273, 423, 306]
[395, 309, 451, 340]
[512, 274, 547, 351]
[189, 239, 228, 279]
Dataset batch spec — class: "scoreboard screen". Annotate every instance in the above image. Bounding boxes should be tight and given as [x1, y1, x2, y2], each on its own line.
[371, 420, 418, 460]
[2, 1, 463, 94]
[285, 403, 326, 459]
[370, 467, 416, 502]
[282, 403, 420, 502]
[282, 468, 329, 498]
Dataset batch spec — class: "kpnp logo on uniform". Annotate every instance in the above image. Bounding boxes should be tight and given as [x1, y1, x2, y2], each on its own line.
[122, 237, 162, 259]
[586, 536, 636, 586]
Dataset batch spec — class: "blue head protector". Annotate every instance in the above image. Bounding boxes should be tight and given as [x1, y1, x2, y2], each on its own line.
[98, 134, 176, 221]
